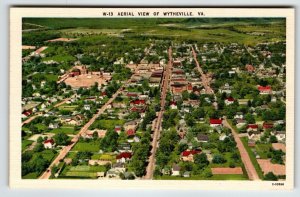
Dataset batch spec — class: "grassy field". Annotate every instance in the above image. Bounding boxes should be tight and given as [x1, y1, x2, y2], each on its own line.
[240, 137, 264, 179]
[23, 18, 285, 45]
[50, 126, 77, 135]
[91, 153, 116, 162]
[255, 143, 272, 159]
[61, 165, 106, 178]
[22, 172, 40, 179]
[58, 105, 78, 111]
[22, 139, 33, 151]
[72, 140, 100, 152]
[89, 119, 125, 130]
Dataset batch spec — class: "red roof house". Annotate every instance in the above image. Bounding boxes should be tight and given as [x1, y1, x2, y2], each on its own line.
[247, 124, 259, 132]
[263, 122, 274, 129]
[126, 129, 135, 136]
[210, 119, 223, 127]
[258, 85, 272, 94]
[116, 152, 132, 163]
[181, 150, 201, 162]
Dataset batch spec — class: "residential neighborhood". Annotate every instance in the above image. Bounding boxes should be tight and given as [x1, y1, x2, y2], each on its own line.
[21, 18, 286, 181]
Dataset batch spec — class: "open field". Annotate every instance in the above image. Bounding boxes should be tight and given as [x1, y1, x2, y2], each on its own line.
[72, 140, 101, 152]
[23, 18, 285, 45]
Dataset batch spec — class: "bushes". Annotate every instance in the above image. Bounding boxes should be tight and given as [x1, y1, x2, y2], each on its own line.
[212, 154, 227, 164]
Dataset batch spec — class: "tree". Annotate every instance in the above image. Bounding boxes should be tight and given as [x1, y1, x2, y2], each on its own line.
[34, 143, 44, 152]
[212, 154, 227, 164]
[194, 153, 209, 168]
[269, 135, 278, 143]
[53, 132, 69, 146]
[264, 172, 278, 181]
[245, 113, 255, 124]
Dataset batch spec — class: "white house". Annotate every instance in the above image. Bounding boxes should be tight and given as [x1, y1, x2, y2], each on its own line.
[43, 139, 55, 149]
[84, 104, 91, 111]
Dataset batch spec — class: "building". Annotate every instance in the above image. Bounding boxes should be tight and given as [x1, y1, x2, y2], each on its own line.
[210, 119, 223, 127]
[43, 139, 55, 149]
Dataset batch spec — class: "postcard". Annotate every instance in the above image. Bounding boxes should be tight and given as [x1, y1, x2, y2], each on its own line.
[10, 7, 294, 190]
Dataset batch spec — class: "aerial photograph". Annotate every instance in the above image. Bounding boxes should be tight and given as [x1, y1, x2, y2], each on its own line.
[21, 18, 286, 181]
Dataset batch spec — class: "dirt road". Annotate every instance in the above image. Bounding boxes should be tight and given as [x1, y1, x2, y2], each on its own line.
[223, 118, 260, 180]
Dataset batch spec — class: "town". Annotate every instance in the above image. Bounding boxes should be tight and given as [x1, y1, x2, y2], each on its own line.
[21, 18, 286, 181]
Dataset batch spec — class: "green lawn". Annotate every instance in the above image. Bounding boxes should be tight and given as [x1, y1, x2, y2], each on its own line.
[255, 143, 272, 159]
[91, 153, 116, 162]
[61, 165, 106, 178]
[72, 141, 100, 152]
[22, 139, 33, 151]
[240, 137, 264, 179]
[89, 119, 125, 130]
[58, 105, 78, 111]
[51, 126, 77, 135]
[22, 172, 39, 179]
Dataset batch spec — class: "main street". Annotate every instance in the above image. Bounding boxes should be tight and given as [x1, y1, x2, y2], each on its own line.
[39, 79, 131, 179]
[144, 47, 173, 179]
[192, 46, 214, 95]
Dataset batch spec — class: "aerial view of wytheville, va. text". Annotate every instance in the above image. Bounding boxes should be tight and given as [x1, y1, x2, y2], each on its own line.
[21, 18, 287, 181]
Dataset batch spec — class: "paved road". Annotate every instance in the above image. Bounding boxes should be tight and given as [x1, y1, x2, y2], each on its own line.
[223, 118, 260, 180]
[144, 47, 173, 179]
[192, 46, 214, 95]
[39, 81, 129, 179]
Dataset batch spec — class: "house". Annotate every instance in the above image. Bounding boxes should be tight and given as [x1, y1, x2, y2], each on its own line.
[271, 131, 286, 142]
[183, 171, 191, 178]
[225, 97, 234, 105]
[43, 139, 55, 149]
[170, 101, 177, 110]
[263, 122, 274, 130]
[116, 152, 132, 163]
[171, 164, 181, 176]
[84, 104, 91, 111]
[196, 134, 209, 143]
[219, 83, 232, 94]
[248, 130, 261, 141]
[117, 142, 131, 152]
[123, 120, 139, 132]
[258, 85, 272, 94]
[245, 64, 255, 72]
[126, 129, 135, 136]
[111, 162, 126, 173]
[219, 133, 227, 141]
[247, 124, 259, 132]
[181, 149, 201, 162]
[114, 126, 122, 135]
[112, 102, 127, 109]
[177, 128, 186, 139]
[234, 112, 244, 119]
[130, 99, 146, 107]
[210, 118, 223, 127]
[48, 123, 59, 129]
[236, 119, 247, 128]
